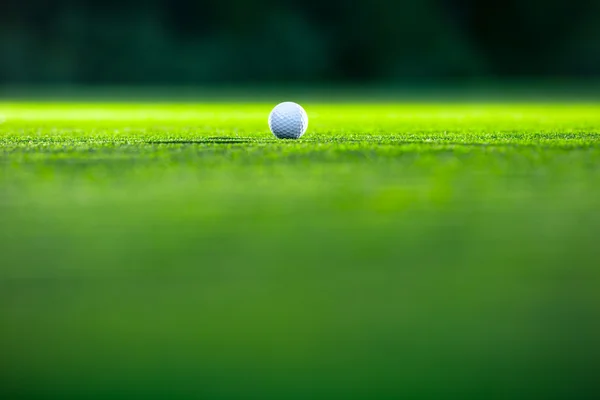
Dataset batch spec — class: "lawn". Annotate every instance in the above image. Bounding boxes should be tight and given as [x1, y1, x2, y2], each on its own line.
[1, 101, 600, 399]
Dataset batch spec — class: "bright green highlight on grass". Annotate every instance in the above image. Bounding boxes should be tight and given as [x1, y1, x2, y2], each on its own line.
[1, 102, 600, 399]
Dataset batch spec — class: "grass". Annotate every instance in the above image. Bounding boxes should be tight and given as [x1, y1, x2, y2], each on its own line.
[1, 101, 600, 399]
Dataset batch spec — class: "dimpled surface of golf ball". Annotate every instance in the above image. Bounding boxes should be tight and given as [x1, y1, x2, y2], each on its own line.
[268, 102, 308, 139]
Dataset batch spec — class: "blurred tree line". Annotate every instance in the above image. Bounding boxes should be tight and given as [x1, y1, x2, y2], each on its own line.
[1, 0, 599, 84]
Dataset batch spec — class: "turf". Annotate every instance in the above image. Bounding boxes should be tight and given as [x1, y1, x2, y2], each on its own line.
[1, 101, 600, 399]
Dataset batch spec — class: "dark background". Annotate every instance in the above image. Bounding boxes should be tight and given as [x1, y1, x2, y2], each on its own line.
[1, 0, 599, 85]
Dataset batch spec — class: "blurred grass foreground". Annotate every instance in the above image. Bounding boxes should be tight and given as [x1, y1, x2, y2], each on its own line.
[1, 100, 600, 399]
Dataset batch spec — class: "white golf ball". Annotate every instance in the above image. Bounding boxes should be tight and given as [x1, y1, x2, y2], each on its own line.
[268, 102, 308, 139]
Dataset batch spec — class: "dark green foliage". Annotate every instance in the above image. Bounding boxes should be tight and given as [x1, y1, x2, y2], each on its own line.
[1, 0, 600, 83]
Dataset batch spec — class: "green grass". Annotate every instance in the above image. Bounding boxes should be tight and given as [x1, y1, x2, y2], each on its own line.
[1, 101, 600, 399]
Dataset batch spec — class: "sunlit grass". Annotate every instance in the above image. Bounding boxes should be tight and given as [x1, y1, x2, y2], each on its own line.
[1, 101, 600, 399]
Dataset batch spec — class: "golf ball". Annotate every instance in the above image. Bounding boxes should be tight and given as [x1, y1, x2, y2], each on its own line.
[268, 102, 308, 139]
